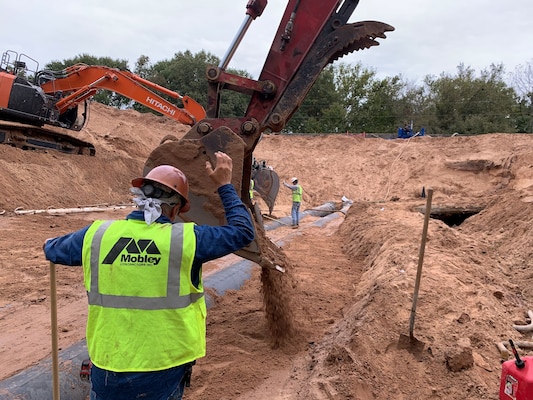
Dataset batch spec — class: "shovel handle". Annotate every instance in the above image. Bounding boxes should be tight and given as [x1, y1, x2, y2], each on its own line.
[50, 261, 61, 400]
[409, 188, 433, 337]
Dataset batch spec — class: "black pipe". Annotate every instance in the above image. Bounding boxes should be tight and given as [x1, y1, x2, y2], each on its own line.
[0, 201, 351, 399]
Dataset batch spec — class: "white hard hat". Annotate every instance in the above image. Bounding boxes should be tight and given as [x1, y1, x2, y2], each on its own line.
[291, 177, 298, 183]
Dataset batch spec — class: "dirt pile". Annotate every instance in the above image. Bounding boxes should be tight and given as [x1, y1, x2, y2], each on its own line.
[0, 102, 532, 399]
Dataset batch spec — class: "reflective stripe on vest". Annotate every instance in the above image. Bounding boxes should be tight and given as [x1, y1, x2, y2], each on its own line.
[87, 221, 203, 310]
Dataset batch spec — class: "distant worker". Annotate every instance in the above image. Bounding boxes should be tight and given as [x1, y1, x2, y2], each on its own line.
[249, 178, 255, 203]
[283, 177, 303, 228]
[43, 151, 254, 400]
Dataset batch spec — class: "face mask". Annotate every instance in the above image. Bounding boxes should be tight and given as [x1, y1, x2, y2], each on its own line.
[130, 187, 163, 225]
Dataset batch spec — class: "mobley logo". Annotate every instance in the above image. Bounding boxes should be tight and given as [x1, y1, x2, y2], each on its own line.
[102, 237, 162, 266]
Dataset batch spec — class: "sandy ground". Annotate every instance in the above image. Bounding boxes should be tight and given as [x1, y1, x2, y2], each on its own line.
[1, 102, 533, 399]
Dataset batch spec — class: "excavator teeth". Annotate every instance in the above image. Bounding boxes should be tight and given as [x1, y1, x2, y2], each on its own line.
[327, 21, 395, 64]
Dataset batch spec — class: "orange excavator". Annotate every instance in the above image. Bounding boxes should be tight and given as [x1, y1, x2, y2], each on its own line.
[0, 51, 206, 155]
[0, 50, 284, 215]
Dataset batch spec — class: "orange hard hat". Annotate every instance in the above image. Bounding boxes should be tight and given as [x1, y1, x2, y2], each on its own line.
[132, 165, 190, 212]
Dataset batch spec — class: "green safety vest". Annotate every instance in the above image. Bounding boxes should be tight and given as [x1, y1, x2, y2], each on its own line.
[292, 185, 302, 203]
[81, 219, 206, 372]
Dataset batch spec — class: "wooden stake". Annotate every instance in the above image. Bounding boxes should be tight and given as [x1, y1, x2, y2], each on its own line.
[50, 261, 60, 400]
[409, 188, 433, 338]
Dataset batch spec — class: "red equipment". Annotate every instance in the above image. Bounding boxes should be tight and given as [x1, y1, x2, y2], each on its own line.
[499, 340, 533, 399]
[142, 0, 394, 268]
[80, 359, 92, 380]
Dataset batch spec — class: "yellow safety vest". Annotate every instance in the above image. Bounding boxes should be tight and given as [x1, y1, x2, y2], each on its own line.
[81, 219, 206, 372]
[292, 185, 303, 203]
[249, 179, 254, 200]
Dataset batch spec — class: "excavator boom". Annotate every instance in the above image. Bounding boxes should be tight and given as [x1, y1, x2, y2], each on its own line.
[38, 64, 206, 126]
[143, 0, 393, 268]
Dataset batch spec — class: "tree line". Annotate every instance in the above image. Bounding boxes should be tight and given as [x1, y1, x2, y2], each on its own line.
[45, 51, 533, 135]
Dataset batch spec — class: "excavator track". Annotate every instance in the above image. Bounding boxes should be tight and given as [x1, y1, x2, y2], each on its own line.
[0, 122, 95, 156]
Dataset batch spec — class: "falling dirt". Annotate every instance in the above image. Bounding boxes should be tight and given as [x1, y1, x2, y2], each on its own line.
[0, 102, 533, 399]
[257, 229, 299, 347]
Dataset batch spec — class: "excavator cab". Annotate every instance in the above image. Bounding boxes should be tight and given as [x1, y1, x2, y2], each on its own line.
[0, 50, 93, 154]
[0, 50, 39, 78]
[0, 50, 88, 133]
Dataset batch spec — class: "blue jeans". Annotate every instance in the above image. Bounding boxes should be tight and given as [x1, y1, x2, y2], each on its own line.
[291, 202, 301, 226]
[89, 362, 193, 400]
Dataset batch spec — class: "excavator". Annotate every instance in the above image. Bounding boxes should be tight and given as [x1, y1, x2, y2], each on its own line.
[1, 0, 393, 269]
[0, 50, 284, 211]
[141, 0, 394, 269]
[0, 51, 206, 155]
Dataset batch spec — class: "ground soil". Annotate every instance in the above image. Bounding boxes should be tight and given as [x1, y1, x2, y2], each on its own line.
[0, 102, 532, 399]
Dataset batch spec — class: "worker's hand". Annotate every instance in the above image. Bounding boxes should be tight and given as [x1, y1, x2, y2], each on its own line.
[206, 151, 233, 187]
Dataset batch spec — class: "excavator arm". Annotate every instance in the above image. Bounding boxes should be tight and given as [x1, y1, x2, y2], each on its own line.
[0, 51, 206, 154]
[38, 64, 206, 126]
[142, 0, 393, 268]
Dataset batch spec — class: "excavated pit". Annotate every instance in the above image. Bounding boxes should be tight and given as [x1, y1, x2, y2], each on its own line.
[416, 204, 484, 227]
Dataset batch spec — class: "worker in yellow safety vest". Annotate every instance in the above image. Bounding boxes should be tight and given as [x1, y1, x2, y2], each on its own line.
[43, 152, 254, 400]
[283, 176, 303, 228]
[249, 178, 255, 202]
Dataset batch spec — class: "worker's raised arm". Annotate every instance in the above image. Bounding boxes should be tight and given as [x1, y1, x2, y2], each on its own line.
[205, 151, 232, 188]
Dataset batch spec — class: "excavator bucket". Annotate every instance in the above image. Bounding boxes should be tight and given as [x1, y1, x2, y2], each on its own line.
[252, 165, 279, 216]
[140, 0, 394, 273]
[143, 126, 246, 226]
[142, 127, 267, 267]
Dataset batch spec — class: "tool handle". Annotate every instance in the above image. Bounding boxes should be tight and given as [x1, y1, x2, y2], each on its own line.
[409, 188, 433, 337]
[509, 339, 526, 369]
[50, 261, 61, 400]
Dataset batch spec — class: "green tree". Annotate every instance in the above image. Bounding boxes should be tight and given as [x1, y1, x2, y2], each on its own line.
[511, 60, 533, 132]
[424, 63, 517, 135]
[141, 50, 250, 118]
[286, 62, 402, 134]
[133, 55, 151, 79]
[334, 62, 375, 132]
[392, 78, 432, 134]
[40, 51, 527, 136]
[45, 54, 129, 72]
[359, 75, 404, 132]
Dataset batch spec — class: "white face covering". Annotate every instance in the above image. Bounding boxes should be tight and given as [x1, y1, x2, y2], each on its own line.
[130, 187, 163, 225]
[130, 186, 183, 225]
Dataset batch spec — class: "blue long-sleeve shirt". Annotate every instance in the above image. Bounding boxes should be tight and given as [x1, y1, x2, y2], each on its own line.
[44, 184, 255, 286]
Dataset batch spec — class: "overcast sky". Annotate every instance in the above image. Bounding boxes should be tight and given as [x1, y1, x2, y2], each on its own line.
[4, 0, 533, 84]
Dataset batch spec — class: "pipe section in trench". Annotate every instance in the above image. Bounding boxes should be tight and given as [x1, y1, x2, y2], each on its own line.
[0, 200, 351, 400]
